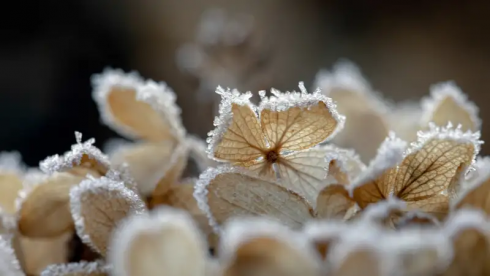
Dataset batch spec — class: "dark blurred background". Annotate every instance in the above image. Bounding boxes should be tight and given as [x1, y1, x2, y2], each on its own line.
[2, 0, 490, 166]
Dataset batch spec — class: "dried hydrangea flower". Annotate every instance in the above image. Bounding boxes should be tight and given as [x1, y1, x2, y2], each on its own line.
[441, 209, 490, 275]
[315, 60, 390, 162]
[452, 157, 490, 215]
[70, 177, 147, 257]
[350, 124, 481, 220]
[207, 83, 344, 204]
[40, 261, 109, 276]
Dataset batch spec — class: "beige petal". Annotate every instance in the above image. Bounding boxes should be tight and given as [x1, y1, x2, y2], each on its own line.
[260, 101, 340, 152]
[92, 69, 184, 142]
[455, 174, 490, 216]
[316, 184, 354, 220]
[110, 141, 176, 196]
[195, 167, 314, 232]
[0, 172, 23, 214]
[352, 167, 396, 209]
[387, 102, 421, 143]
[406, 194, 449, 221]
[303, 221, 347, 261]
[357, 197, 406, 228]
[395, 211, 439, 229]
[70, 177, 147, 257]
[21, 233, 72, 275]
[394, 138, 475, 203]
[422, 82, 480, 132]
[220, 218, 321, 276]
[0, 236, 24, 276]
[152, 142, 189, 198]
[330, 246, 385, 276]
[40, 261, 109, 276]
[109, 207, 207, 276]
[18, 172, 84, 238]
[275, 149, 331, 206]
[211, 103, 267, 164]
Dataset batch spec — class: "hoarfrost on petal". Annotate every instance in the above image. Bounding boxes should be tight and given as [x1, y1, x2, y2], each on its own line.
[0, 236, 23, 276]
[0, 152, 25, 176]
[40, 261, 109, 276]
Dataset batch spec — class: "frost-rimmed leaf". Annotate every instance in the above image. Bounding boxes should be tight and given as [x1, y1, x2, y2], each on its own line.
[40, 132, 110, 176]
[0, 235, 23, 276]
[40, 261, 109, 276]
[109, 206, 207, 276]
[186, 135, 219, 173]
[452, 157, 490, 215]
[91, 68, 185, 142]
[70, 176, 147, 257]
[219, 217, 322, 276]
[314, 60, 390, 162]
[194, 166, 314, 234]
[17, 172, 85, 238]
[421, 81, 481, 132]
[441, 209, 490, 276]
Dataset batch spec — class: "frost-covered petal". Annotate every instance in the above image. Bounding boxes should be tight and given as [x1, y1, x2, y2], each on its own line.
[350, 133, 407, 209]
[453, 157, 490, 215]
[21, 233, 72, 275]
[70, 177, 147, 257]
[421, 81, 481, 132]
[18, 172, 84, 238]
[0, 152, 25, 214]
[109, 140, 185, 197]
[394, 123, 481, 203]
[220, 217, 322, 276]
[0, 236, 24, 276]
[357, 197, 406, 228]
[109, 207, 207, 276]
[194, 167, 314, 233]
[40, 261, 109, 276]
[316, 184, 354, 220]
[40, 132, 110, 177]
[149, 178, 212, 237]
[303, 220, 348, 261]
[185, 135, 219, 173]
[151, 141, 189, 198]
[92, 68, 185, 142]
[207, 87, 267, 164]
[324, 145, 366, 185]
[315, 61, 389, 162]
[259, 82, 344, 151]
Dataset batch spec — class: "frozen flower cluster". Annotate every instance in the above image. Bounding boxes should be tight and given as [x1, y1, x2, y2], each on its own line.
[0, 60, 489, 276]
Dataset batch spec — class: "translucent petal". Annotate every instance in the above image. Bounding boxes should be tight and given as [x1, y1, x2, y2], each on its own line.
[40, 132, 110, 177]
[40, 261, 109, 276]
[358, 197, 406, 228]
[421, 81, 481, 132]
[275, 148, 332, 206]
[151, 141, 189, 197]
[70, 177, 147, 257]
[0, 152, 25, 214]
[92, 68, 185, 141]
[324, 145, 366, 185]
[454, 160, 490, 215]
[194, 167, 314, 233]
[316, 184, 354, 220]
[18, 172, 84, 238]
[406, 194, 449, 220]
[21, 233, 72, 275]
[110, 141, 177, 196]
[394, 129, 478, 203]
[109, 207, 207, 276]
[210, 102, 267, 164]
[220, 217, 322, 276]
[0, 236, 24, 276]
[260, 92, 342, 151]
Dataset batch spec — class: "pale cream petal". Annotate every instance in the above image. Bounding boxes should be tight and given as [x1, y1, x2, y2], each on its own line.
[324, 145, 366, 185]
[18, 172, 84, 238]
[303, 221, 348, 261]
[316, 184, 354, 220]
[40, 261, 109, 276]
[386, 101, 422, 143]
[220, 217, 322, 276]
[92, 68, 185, 141]
[0, 236, 24, 276]
[152, 142, 189, 198]
[0, 173, 23, 214]
[454, 165, 490, 216]
[406, 194, 449, 221]
[21, 233, 72, 275]
[275, 149, 331, 206]
[109, 207, 207, 276]
[70, 177, 147, 257]
[352, 167, 397, 209]
[194, 167, 314, 233]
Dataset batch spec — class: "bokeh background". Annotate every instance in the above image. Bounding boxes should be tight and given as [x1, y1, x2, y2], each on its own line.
[2, 0, 490, 166]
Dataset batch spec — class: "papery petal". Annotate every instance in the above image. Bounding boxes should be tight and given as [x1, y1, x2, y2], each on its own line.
[194, 167, 314, 233]
[454, 157, 490, 215]
[0, 152, 25, 213]
[40, 261, 109, 276]
[109, 207, 208, 276]
[303, 221, 348, 261]
[324, 145, 366, 185]
[21, 233, 72, 275]
[259, 83, 344, 151]
[70, 177, 147, 257]
[0, 236, 24, 276]
[316, 184, 354, 220]
[386, 101, 422, 143]
[92, 68, 185, 141]
[18, 172, 84, 238]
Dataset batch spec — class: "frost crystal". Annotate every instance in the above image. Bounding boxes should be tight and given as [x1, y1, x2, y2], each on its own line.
[323, 145, 366, 181]
[359, 196, 406, 223]
[40, 261, 109, 276]
[39, 132, 110, 175]
[0, 236, 23, 276]
[443, 208, 490, 238]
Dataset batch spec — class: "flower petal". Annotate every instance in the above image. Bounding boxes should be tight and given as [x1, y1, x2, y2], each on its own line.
[21, 233, 72, 275]
[194, 167, 314, 233]
[40, 261, 109, 276]
[259, 83, 344, 151]
[185, 135, 219, 173]
[393, 124, 480, 203]
[0, 152, 25, 213]
[421, 81, 481, 132]
[18, 172, 84, 238]
[70, 177, 147, 257]
[454, 158, 490, 216]
[207, 88, 267, 164]
[92, 68, 185, 142]
[220, 217, 322, 276]
[316, 184, 354, 220]
[0, 236, 24, 276]
[324, 145, 366, 185]
[109, 207, 208, 276]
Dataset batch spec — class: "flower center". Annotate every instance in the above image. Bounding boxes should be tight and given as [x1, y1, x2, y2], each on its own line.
[266, 150, 279, 163]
